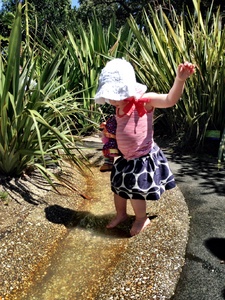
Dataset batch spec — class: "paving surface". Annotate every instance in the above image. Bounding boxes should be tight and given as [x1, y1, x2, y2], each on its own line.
[167, 151, 225, 300]
[0, 135, 224, 299]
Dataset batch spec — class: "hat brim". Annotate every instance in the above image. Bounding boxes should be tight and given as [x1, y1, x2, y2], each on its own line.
[95, 82, 147, 104]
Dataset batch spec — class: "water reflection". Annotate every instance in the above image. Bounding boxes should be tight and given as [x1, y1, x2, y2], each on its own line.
[20, 168, 158, 300]
[21, 169, 133, 299]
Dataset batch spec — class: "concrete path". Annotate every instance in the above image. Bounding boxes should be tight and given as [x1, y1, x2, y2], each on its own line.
[167, 151, 225, 300]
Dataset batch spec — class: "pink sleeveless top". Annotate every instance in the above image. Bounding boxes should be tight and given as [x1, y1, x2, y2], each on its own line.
[116, 108, 154, 160]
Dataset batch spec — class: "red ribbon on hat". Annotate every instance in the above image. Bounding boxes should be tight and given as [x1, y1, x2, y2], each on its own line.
[123, 97, 149, 117]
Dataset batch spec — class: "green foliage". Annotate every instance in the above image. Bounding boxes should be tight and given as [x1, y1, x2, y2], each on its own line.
[1, 0, 224, 173]
[63, 16, 132, 130]
[0, 191, 8, 200]
[0, 191, 9, 205]
[126, 0, 225, 157]
[75, 0, 225, 29]
[0, 3, 86, 179]
[1, 0, 73, 47]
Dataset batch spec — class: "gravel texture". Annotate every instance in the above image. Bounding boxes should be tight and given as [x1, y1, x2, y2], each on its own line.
[0, 135, 190, 300]
[96, 187, 189, 300]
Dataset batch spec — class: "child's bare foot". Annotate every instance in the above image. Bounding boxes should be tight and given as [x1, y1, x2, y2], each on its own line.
[106, 214, 128, 228]
[130, 217, 150, 236]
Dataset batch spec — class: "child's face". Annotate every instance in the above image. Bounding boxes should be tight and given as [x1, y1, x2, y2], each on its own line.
[109, 100, 126, 108]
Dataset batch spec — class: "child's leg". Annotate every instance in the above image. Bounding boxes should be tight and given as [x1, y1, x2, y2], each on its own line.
[129, 199, 150, 236]
[106, 194, 128, 228]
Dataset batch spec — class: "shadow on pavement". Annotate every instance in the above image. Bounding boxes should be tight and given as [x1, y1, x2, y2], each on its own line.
[204, 237, 225, 261]
[167, 151, 225, 197]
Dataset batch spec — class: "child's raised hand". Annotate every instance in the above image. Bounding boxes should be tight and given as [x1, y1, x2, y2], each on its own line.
[176, 62, 195, 82]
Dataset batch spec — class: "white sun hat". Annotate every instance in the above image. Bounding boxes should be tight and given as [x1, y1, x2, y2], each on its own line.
[94, 58, 147, 104]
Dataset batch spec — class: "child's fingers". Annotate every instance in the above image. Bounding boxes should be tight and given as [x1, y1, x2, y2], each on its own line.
[177, 63, 184, 72]
[183, 62, 195, 73]
[177, 62, 195, 80]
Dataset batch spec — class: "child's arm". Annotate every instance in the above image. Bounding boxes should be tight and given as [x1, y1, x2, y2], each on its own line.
[145, 62, 195, 109]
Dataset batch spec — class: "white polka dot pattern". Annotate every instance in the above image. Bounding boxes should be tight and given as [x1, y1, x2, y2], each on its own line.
[111, 145, 176, 200]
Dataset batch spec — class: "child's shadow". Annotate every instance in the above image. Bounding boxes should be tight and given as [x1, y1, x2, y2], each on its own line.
[45, 204, 131, 238]
[45, 204, 157, 238]
[204, 237, 225, 261]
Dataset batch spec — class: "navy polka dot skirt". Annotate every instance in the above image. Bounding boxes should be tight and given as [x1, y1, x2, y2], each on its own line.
[111, 144, 176, 200]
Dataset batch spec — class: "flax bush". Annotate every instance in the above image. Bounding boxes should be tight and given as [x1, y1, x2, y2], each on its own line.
[0, 3, 85, 179]
[64, 16, 134, 130]
[127, 0, 225, 159]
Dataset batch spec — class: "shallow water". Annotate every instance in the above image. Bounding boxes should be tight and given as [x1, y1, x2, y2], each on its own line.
[21, 169, 134, 300]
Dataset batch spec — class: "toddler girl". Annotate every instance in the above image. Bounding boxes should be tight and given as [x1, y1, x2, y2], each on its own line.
[95, 58, 195, 236]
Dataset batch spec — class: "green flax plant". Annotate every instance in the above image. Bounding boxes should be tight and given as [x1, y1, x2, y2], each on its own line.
[187, 1, 225, 149]
[0, 3, 85, 180]
[65, 16, 133, 130]
[127, 5, 199, 140]
[127, 0, 225, 155]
